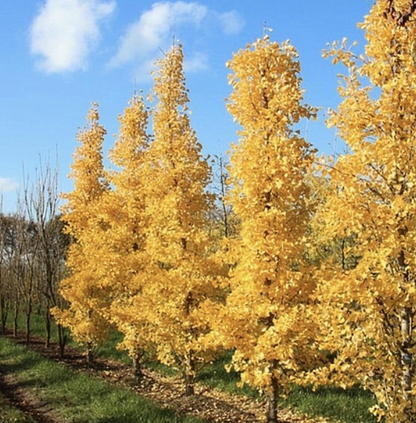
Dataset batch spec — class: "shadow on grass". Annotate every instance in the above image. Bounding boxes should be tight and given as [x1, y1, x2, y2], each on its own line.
[196, 352, 259, 398]
[282, 384, 379, 423]
[1, 349, 40, 372]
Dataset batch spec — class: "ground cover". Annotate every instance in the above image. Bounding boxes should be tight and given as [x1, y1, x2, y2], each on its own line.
[0, 315, 378, 423]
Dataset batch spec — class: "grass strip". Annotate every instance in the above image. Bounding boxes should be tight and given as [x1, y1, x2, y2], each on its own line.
[0, 336, 206, 423]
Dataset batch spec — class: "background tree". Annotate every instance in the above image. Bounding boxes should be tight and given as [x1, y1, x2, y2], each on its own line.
[19, 186, 40, 345]
[104, 93, 152, 376]
[1, 209, 30, 337]
[207, 154, 240, 246]
[310, 1, 416, 421]
[7, 199, 38, 343]
[52, 103, 109, 364]
[0, 212, 15, 332]
[217, 36, 319, 423]
[29, 159, 69, 354]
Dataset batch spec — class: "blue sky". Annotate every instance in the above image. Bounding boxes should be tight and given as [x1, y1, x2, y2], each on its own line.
[0, 0, 371, 213]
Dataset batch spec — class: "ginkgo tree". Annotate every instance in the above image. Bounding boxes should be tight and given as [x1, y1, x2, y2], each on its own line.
[104, 94, 152, 376]
[142, 43, 222, 395]
[52, 103, 110, 364]
[309, 1, 416, 421]
[216, 35, 319, 423]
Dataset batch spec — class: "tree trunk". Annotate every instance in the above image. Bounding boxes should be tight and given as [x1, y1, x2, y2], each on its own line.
[57, 324, 67, 359]
[185, 372, 195, 396]
[267, 360, 280, 423]
[86, 342, 94, 366]
[184, 354, 195, 396]
[13, 302, 19, 337]
[398, 243, 415, 420]
[401, 306, 414, 419]
[0, 296, 8, 333]
[132, 348, 144, 379]
[25, 305, 31, 344]
[44, 309, 51, 348]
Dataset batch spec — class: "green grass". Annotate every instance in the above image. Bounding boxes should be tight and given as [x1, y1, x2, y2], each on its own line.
[0, 336, 207, 423]
[94, 329, 131, 364]
[282, 385, 378, 423]
[196, 351, 259, 398]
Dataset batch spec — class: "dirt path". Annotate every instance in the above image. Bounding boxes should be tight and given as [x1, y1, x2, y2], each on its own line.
[0, 330, 315, 423]
[0, 362, 61, 423]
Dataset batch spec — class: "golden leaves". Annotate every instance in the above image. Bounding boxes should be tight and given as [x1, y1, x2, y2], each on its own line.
[220, 35, 319, 399]
[316, 1, 416, 421]
[55, 6, 416, 420]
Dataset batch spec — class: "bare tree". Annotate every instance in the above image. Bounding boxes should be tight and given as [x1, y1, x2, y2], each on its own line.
[0, 204, 15, 332]
[209, 154, 240, 242]
[28, 157, 68, 356]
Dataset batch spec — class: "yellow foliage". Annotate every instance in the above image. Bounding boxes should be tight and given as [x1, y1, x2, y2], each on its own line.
[140, 44, 223, 385]
[54, 103, 110, 352]
[313, 1, 416, 421]
[216, 35, 321, 401]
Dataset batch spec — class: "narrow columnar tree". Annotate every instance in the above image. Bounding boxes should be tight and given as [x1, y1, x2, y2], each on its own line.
[52, 103, 109, 363]
[144, 44, 220, 395]
[218, 36, 318, 423]
[104, 94, 152, 375]
[310, 1, 416, 421]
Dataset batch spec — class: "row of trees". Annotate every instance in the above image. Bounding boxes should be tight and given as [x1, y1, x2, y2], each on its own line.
[2, 1, 416, 422]
[0, 163, 69, 354]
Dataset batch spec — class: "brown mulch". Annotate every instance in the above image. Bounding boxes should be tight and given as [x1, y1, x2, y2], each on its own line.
[0, 330, 324, 423]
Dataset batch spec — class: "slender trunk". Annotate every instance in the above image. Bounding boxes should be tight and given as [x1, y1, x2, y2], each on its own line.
[183, 290, 196, 396]
[398, 243, 414, 419]
[13, 302, 19, 337]
[401, 306, 413, 418]
[185, 373, 195, 396]
[25, 304, 31, 344]
[132, 349, 144, 379]
[0, 296, 8, 333]
[185, 354, 195, 396]
[44, 309, 51, 348]
[267, 360, 280, 423]
[86, 342, 94, 366]
[57, 324, 67, 359]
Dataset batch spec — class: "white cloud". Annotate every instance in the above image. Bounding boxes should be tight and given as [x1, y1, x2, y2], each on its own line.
[0, 178, 19, 193]
[218, 11, 245, 35]
[109, 2, 244, 80]
[30, 0, 116, 73]
[109, 1, 207, 68]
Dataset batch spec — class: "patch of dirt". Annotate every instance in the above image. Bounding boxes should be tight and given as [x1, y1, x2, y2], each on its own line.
[0, 330, 322, 423]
